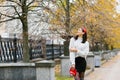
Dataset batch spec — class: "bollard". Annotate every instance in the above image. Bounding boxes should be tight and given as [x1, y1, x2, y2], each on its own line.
[86, 52, 95, 71]
[94, 52, 101, 67]
[35, 60, 55, 80]
[60, 56, 70, 76]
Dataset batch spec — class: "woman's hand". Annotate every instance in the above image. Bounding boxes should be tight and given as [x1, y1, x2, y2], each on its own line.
[69, 48, 78, 52]
[71, 64, 75, 68]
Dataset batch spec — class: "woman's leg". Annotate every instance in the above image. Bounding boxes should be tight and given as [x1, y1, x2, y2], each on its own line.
[79, 72, 85, 80]
[74, 72, 80, 80]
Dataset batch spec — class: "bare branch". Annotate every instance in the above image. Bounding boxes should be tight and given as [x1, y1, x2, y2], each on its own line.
[27, 0, 35, 7]
[59, 0, 66, 11]
[0, 5, 16, 8]
[12, 6, 21, 19]
[28, 5, 43, 9]
[6, 0, 22, 6]
[0, 4, 21, 19]
[0, 12, 19, 19]
[0, 17, 19, 23]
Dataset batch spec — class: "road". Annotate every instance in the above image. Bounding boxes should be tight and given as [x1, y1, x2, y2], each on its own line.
[85, 52, 120, 80]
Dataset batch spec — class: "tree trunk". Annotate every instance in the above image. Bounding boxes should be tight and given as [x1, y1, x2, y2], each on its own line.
[65, 0, 70, 34]
[22, 19, 30, 62]
[22, 30, 29, 62]
[21, 0, 30, 62]
[64, 39, 70, 56]
[63, 0, 70, 56]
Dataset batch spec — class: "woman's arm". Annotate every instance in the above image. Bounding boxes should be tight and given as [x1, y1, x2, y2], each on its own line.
[77, 42, 89, 57]
[69, 38, 76, 65]
[69, 37, 78, 52]
[70, 52, 75, 65]
[69, 48, 78, 52]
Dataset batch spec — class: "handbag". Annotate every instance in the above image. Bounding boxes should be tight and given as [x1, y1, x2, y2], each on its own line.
[69, 67, 77, 76]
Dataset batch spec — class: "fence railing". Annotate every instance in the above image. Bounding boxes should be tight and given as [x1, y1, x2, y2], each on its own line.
[46, 44, 64, 60]
[0, 38, 23, 62]
[0, 38, 64, 63]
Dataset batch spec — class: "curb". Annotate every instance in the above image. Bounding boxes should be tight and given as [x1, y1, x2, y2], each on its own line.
[85, 60, 107, 76]
[85, 69, 94, 76]
[85, 59, 112, 76]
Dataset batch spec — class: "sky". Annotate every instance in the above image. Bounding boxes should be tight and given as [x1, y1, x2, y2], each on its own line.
[116, 0, 120, 13]
[70, 0, 120, 13]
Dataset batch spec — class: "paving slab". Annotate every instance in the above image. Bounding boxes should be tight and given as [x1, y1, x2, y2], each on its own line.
[85, 52, 120, 80]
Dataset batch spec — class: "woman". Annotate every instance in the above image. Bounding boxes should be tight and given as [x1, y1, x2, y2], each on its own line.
[69, 27, 89, 80]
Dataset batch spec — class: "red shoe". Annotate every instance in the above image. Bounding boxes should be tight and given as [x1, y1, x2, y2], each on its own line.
[69, 67, 77, 76]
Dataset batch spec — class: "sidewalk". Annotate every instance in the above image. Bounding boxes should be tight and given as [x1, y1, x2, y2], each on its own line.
[85, 51, 120, 80]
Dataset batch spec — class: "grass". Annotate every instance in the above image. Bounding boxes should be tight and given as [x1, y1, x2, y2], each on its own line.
[55, 64, 91, 80]
[55, 73, 73, 80]
[54, 59, 91, 80]
[55, 63, 73, 80]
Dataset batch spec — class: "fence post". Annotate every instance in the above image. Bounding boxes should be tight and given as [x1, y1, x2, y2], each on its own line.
[59, 42, 62, 56]
[41, 38, 46, 59]
[52, 40, 54, 60]
[29, 40, 32, 60]
[0, 35, 1, 61]
[13, 34, 17, 62]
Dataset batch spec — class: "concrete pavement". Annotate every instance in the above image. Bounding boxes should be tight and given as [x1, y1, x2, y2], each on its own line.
[85, 51, 120, 80]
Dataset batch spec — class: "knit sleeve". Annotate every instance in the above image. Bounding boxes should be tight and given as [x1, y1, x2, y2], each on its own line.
[77, 41, 89, 58]
[69, 37, 74, 49]
[69, 37, 75, 64]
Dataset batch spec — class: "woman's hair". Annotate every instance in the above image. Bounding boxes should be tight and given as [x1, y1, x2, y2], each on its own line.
[74, 28, 87, 43]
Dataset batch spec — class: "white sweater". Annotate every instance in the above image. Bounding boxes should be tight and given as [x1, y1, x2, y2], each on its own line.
[69, 37, 89, 65]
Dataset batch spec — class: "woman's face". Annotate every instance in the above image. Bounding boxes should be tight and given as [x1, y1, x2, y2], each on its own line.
[76, 28, 84, 36]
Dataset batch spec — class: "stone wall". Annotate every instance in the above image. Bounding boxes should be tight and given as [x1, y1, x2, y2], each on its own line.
[0, 63, 35, 80]
[0, 61, 55, 80]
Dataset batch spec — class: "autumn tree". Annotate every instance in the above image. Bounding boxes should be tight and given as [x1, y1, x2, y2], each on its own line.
[0, 0, 54, 62]
[47, 0, 120, 52]
[87, 0, 119, 50]
[44, 0, 71, 56]
[45, 0, 95, 55]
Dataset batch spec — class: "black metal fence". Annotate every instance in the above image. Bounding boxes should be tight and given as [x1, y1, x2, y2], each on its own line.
[0, 38, 64, 63]
[46, 44, 64, 60]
